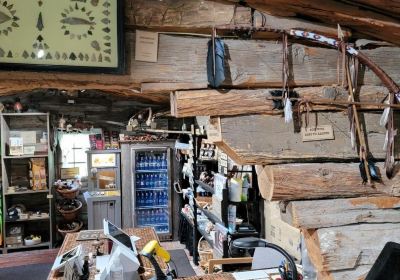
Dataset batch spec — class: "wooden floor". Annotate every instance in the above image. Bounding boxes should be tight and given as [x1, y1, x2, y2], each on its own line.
[0, 248, 59, 268]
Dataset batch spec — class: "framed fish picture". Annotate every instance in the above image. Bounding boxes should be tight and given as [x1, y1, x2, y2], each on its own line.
[0, 0, 124, 73]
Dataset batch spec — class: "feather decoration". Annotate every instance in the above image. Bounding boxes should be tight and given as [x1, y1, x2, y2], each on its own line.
[380, 99, 390, 126]
[383, 129, 389, 151]
[284, 97, 293, 123]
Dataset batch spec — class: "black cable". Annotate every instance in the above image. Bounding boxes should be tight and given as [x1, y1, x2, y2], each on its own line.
[169, 258, 179, 278]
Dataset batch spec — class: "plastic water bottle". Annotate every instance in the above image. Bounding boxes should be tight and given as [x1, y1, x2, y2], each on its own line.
[149, 174, 154, 188]
[161, 154, 167, 169]
[137, 210, 143, 225]
[143, 156, 149, 170]
[148, 191, 153, 206]
[150, 210, 155, 224]
[155, 209, 160, 223]
[137, 192, 142, 206]
[110, 257, 123, 280]
[156, 156, 161, 169]
[145, 174, 150, 188]
[140, 175, 145, 188]
[163, 191, 168, 205]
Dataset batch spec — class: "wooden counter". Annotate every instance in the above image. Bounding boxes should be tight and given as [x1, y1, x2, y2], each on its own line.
[48, 227, 167, 280]
[48, 227, 235, 280]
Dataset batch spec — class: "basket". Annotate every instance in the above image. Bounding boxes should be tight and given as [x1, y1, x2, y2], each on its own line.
[57, 199, 82, 221]
[56, 220, 83, 237]
[198, 236, 213, 265]
[55, 187, 80, 199]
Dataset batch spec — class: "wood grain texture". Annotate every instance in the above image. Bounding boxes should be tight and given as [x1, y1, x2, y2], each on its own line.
[0, 32, 400, 96]
[125, 0, 251, 31]
[253, 11, 352, 39]
[171, 86, 390, 117]
[304, 223, 400, 271]
[130, 34, 340, 88]
[282, 196, 400, 228]
[217, 112, 400, 164]
[234, 0, 400, 45]
[257, 162, 400, 201]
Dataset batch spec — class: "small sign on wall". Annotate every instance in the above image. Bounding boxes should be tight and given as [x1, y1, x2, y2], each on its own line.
[135, 30, 159, 62]
[301, 125, 335, 142]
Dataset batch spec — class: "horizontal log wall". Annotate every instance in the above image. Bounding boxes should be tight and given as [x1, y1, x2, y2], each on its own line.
[171, 85, 390, 117]
[216, 112, 400, 164]
[256, 162, 400, 201]
[304, 223, 400, 271]
[281, 196, 400, 228]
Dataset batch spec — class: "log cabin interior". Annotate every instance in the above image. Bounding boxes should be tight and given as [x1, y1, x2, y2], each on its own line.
[0, 1, 399, 280]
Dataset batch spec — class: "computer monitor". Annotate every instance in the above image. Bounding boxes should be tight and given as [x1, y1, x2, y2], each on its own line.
[103, 219, 136, 253]
[366, 242, 400, 280]
[51, 245, 82, 271]
[102, 219, 141, 274]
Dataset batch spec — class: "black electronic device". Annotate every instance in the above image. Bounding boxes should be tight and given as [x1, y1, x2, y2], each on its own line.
[366, 242, 400, 280]
[237, 223, 257, 234]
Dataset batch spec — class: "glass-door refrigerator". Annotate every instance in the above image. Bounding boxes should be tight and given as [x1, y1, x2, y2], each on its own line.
[131, 146, 172, 238]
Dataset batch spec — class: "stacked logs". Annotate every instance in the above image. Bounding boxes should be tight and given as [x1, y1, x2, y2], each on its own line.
[256, 163, 400, 279]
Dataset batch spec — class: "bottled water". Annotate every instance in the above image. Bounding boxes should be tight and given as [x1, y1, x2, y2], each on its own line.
[161, 153, 167, 169]
[137, 192, 142, 206]
[140, 175, 145, 188]
[143, 156, 149, 170]
[137, 210, 143, 225]
[145, 174, 150, 188]
[153, 174, 159, 188]
[145, 210, 151, 224]
[156, 156, 161, 169]
[163, 191, 168, 205]
[150, 210, 156, 224]
[148, 191, 153, 206]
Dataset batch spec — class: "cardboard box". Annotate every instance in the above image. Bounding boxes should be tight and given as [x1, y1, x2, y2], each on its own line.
[264, 200, 302, 260]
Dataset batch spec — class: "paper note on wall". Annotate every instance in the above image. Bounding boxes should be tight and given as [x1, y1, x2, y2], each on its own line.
[135, 30, 159, 62]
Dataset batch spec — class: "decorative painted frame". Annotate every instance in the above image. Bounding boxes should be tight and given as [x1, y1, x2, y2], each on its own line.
[0, 0, 124, 74]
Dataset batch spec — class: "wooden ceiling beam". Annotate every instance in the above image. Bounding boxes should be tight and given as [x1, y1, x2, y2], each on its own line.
[228, 0, 400, 45]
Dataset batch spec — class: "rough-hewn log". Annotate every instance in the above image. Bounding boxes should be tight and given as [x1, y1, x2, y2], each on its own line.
[304, 224, 400, 272]
[125, 0, 251, 32]
[233, 0, 400, 45]
[214, 112, 400, 165]
[253, 11, 351, 39]
[171, 86, 390, 117]
[256, 163, 400, 201]
[304, 232, 371, 280]
[130, 34, 341, 88]
[317, 265, 370, 280]
[1, 32, 400, 96]
[282, 196, 400, 228]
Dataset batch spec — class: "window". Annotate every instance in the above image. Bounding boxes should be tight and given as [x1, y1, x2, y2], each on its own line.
[59, 133, 91, 177]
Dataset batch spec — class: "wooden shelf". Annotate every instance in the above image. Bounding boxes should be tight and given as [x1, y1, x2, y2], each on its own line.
[4, 189, 49, 196]
[1, 113, 48, 116]
[135, 169, 168, 173]
[3, 155, 48, 159]
[5, 242, 51, 251]
[6, 217, 50, 223]
[195, 180, 215, 194]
